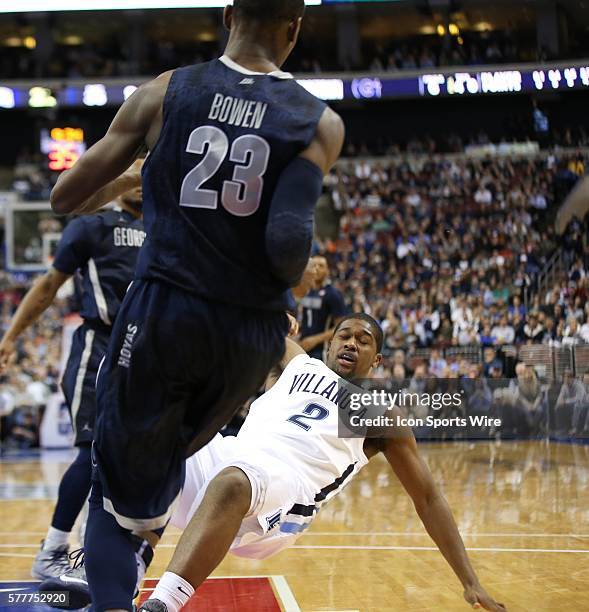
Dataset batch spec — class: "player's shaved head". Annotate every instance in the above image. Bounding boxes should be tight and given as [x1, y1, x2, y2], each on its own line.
[224, 0, 305, 70]
[233, 0, 306, 22]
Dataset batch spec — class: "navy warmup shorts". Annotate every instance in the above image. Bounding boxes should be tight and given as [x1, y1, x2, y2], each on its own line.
[61, 324, 110, 446]
[93, 280, 288, 531]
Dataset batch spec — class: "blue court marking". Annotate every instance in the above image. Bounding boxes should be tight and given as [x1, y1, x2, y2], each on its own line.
[0, 450, 43, 463]
[0, 485, 59, 500]
[0, 449, 76, 464]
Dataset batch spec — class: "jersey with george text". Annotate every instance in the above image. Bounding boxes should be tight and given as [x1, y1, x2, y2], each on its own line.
[53, 209, 145, 327]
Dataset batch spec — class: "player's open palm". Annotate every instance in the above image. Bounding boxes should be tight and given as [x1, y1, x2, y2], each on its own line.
[464, 584, 507, 611]
[0, 337, 16, 373]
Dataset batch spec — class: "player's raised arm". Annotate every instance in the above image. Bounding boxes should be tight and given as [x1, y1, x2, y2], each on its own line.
[377, 410, 507, 611]
[265, 107, 345, 287]
[50, 72, 171, 216]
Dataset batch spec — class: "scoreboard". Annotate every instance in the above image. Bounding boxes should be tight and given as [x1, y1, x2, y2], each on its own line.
[40, 127, 86, 172]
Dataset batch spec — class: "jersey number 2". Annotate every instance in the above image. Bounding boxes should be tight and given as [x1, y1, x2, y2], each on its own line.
[287, 403, 329, 432]
[180, 125, 270, 217]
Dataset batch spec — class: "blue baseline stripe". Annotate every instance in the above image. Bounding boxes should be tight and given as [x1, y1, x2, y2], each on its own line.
[280, 521, 312, 535]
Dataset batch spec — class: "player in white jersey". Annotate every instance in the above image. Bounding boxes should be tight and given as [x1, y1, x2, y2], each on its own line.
[142, 314, 506, 612]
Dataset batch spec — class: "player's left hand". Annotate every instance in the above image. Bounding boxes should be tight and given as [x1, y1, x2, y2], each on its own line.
[463, 584, 507, 611]
[287, 313, 299, 337]
[0, 337, 16, 374]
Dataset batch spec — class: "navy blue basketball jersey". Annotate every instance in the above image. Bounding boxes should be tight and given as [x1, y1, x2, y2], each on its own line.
[137, 56, 327, 311]
[53, 209, 145, 327]
[300, 284, 347, 359]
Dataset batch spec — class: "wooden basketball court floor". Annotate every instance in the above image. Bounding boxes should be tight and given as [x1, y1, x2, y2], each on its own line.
[1, 441, 588, 611]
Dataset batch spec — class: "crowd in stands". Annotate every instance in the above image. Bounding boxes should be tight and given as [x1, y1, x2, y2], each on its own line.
[345, 127, 589, 158]
[0, 272, 65, 449]
[1, 25, 586, 80]
[364, 31, 538, 74]
[320, 151, 588, 364]
[388, 358, 589, 440]
[2, 146, 589, 447]
[9, 127, 589, 204]
[11, 151, 56, 202]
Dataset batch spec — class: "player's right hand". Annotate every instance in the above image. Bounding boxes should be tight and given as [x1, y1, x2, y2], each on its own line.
[123, 158, 145, 186]
[463, 584, 507, 611]
[0, 337, 16, 373]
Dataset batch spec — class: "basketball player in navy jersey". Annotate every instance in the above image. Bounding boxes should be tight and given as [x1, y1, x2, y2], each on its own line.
[300, 254, 347, 359]
[43, 1, 344, 609]
[0, 184, 144, 580]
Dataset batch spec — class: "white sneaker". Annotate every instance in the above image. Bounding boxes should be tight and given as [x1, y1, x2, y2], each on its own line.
[31, 542, 71, 580]
[38, 549, 89, 610]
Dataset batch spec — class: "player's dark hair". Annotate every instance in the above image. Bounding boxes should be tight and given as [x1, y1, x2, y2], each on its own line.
[334, 314, 384, 353]
[233, 0, 306, 22]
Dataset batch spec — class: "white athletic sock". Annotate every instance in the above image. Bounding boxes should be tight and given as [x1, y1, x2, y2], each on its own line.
[150, 571, 195, 612]
[43, 527, 69, 551]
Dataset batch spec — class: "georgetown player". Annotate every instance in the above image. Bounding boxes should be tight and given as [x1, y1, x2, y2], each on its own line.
[45, 0, 344, 609]
[0, 185, 144, 580]
[140, 314, 506, 612]
[300, 254, 346, 359]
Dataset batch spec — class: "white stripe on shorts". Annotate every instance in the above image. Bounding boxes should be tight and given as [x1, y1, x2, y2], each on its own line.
[88, 259, 111, 325]
[71, 329, 95, 432]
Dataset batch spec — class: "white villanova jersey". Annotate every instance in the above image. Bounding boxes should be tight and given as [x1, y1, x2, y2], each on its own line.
[234, 354, 370, 552]
[174, 354, 371, 559]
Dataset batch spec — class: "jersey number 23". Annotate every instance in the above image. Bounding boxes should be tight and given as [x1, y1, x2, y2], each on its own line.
[180, 125, 270, 217]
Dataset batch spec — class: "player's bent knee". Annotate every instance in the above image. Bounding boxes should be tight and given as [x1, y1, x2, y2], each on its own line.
[209, 467, 252, 516]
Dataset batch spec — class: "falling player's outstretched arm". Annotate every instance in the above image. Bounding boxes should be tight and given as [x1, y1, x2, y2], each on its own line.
[50, 72, 172, 216]
[0, 268, 70, 372]
[379, 409, 507, 612]
[266, 107, 344, 287]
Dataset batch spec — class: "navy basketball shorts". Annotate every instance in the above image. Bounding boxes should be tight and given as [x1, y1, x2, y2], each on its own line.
[93, 280, 288, 532]
[61, 324, 110, 446]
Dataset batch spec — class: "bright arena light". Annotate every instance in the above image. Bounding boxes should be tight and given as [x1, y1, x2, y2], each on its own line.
[0, 87, 16, 109]
[0, 0, 320, 13]
[297, 79, 344, 101]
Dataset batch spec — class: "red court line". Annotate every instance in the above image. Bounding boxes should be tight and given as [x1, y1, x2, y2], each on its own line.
[139, 578, 282, 612]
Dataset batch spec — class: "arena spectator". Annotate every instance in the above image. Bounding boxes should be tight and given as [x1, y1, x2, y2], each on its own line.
[523, 313, 544, 343]
[562, 317, 584, 346]
[492, 316, 515, 346]
[571, 373, 589, 435]
[508, 364, 546, 435]
[428, 348, 447, 377]
[555, 370, 586, 435]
